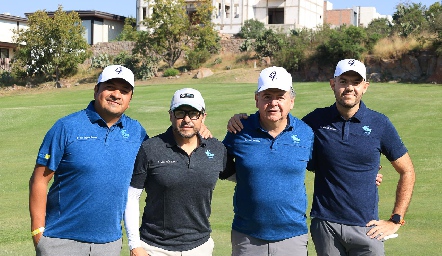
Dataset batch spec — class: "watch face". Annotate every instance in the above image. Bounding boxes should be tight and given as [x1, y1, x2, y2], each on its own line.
[392, 214, 401, 223]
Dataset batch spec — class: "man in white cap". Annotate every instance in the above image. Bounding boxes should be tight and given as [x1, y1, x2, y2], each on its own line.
[222, 66, 314, 255]
[124, 88, 233, 256]
[29, 65, 148, 256]
[302, 59, 415, 255]
[226, 60, 413, 256]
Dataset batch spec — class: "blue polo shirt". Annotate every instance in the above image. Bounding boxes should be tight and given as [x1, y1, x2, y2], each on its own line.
[302, 102, 408, 226]
[223, 112, 314, 241]
[36, 101, 147, 243]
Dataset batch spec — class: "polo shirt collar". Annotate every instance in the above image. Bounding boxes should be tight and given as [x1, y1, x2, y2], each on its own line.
[251, 111, 295, 132]
[164, 126, 207, 148]
[331, 101, 367, 122]
[85, 101, 125, 128]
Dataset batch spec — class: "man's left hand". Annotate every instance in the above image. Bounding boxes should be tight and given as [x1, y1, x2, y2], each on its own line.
[366, 219, 401, 240]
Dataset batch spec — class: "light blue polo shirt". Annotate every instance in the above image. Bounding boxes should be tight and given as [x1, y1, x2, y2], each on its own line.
[223, 112, 314, 241]
[36, 101, 147, 243]
[302, 101, 408, 226]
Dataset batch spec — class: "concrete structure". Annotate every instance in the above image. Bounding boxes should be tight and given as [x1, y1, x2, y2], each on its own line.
[324, 1, 392, 28]
[0, 13, 28, 69]
[137, 0, 324, 34]
[27, 10, 126, 45]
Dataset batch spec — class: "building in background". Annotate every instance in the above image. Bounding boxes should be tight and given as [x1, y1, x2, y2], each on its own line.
[25, 10, 126, 45]
[324, 1, 392, 28]
[0, 13, 28, 70]
[137, 0, 324, 34]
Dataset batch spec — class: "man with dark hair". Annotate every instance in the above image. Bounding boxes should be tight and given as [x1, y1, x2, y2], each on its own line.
[30, 65, 148, 256]
[124, 88, 232, 256]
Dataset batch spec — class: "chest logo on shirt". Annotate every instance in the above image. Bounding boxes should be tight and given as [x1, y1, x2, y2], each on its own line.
[76, 136, 98, 140]
[205, 150, 215, 159]
[121, 129, 130, 138]
[320, 125, 337, 131]
[158, 160, 177, 164]
[291, 135, 300, 144]
[362, 126, 372, 135]
[244, 139, 261, 142]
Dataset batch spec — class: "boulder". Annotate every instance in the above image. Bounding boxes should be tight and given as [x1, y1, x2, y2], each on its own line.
[193, 68, 214, 79]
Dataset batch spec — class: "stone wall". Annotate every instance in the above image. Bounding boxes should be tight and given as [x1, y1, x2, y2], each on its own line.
[89, 39, 246, 57]
[296, 51, 442, 83]
[91, 41, 136, 56]
[87, 41, 442, 83]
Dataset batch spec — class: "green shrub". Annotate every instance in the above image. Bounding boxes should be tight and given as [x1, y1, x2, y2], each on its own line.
[113, 52, 159, 80]
[91, 54, 111, 69]
[163, 68, 180, 77]
[0, 71, 14, 86]
[186, 49, 211, 70]
[237, 19, 266, 39]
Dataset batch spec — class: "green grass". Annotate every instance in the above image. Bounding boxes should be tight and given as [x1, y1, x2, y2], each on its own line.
[1, 81, 441, 255]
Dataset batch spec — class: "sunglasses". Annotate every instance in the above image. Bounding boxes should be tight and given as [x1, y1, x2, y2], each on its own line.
[172, 109, 202, 120]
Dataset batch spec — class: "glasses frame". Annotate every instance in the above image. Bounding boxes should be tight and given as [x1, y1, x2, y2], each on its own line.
[172, 109, 202, 120]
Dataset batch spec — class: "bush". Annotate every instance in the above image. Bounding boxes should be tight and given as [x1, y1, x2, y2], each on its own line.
[0, 71, 14, 86]
[113, 52, 159, 80]
[254, 29, 285, 58]
[186, 49, 211, 70]
[163, 68, 180, 77]
[91, 54, 112, 69]
[237, 19, 266, 39]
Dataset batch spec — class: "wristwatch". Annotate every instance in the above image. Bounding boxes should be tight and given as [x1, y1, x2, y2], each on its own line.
[389, 214, 405, 225]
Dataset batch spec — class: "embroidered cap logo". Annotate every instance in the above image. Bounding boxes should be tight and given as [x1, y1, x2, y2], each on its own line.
[348, 59, 355, 66]
[180, 93, 194, 98]
[115, 66, 123, 74]
[269, 71, 277, 81]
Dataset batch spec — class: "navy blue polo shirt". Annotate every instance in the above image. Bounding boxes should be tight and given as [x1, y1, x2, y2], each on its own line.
[302, 101, 408, 226]
[36, 101, 147, 243]
[130, 127, 228, 251]
[223, 112, 314, 241]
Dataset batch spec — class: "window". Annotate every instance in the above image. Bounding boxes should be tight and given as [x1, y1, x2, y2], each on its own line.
[142, 7, 147, 20]
[0, 48, 9, 59]
[268, 8, 284, 24]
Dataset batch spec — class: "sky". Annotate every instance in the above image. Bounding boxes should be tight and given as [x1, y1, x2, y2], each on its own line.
[1, 0, 440, 18]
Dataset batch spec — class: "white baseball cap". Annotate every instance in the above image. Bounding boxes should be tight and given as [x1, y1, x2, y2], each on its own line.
[257, 66, 293, 92]
[170, 88, 206, 111]
[97, 65, 135, 88]
[334, 59, 366, 81]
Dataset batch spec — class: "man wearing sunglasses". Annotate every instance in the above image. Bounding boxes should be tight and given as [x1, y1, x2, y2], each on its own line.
[124, 88, 233, 256]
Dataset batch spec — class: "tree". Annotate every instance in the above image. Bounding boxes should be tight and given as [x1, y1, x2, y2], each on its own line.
[254, 29, 285, 59]
[133, 0, 218, 68]
[316, 25, 367, 66]
[13, 5, 90, 85]
[392, 3, 428, 37]
[115, 17, 139, 41]
[237, 19, 266, 39]
[366, 18, 393, 39]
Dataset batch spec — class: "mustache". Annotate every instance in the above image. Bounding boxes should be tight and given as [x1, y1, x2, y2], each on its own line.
[179, 121, 194, 128]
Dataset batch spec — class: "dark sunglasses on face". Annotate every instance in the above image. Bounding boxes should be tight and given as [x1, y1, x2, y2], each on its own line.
[172, 109, 202, 120]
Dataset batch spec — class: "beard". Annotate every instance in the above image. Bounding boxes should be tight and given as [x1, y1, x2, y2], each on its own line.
[173, 126, 199, 139]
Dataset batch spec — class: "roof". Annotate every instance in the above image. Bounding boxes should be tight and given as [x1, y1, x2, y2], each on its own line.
[0, 13, 28, 22]
[24, 10, 126, 21]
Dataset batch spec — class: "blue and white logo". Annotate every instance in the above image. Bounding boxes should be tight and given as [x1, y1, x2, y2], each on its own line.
[291, 135, 300, 143]
[362, 126, 372, 135]
[205, 150, 215, 159]
[121, 129, 130, 138]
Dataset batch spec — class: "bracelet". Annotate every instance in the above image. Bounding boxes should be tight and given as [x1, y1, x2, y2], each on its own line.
[31, 227, 45, 236]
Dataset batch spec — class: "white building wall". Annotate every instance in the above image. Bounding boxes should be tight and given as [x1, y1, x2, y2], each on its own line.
[105, 19, 124, 41]
[358, 6, 378, 27]
[0, 20, 17, 43]
[136, 0, 325, 34]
